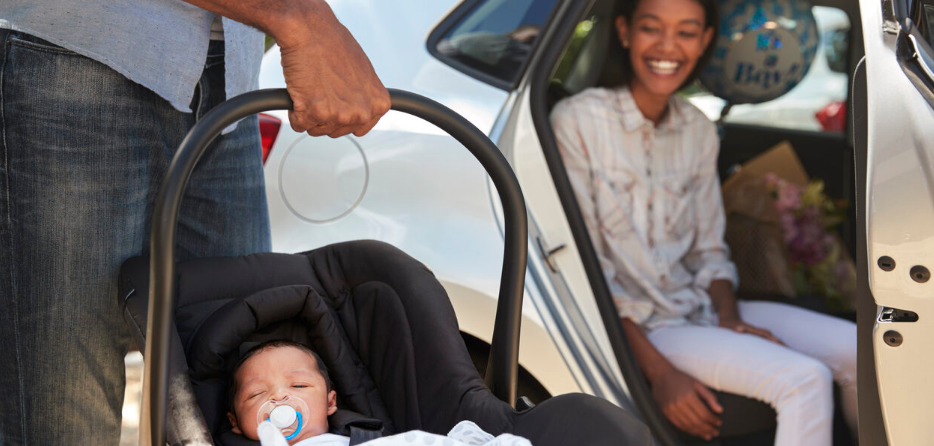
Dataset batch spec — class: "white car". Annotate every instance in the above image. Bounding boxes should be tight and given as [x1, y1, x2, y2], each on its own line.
[256, 0, 931, 444]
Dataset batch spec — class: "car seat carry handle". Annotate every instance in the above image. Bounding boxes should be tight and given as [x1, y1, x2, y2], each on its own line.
[141, 89, 528, 446]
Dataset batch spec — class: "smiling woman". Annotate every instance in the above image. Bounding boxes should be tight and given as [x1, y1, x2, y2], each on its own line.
[549, 0, 858, 444]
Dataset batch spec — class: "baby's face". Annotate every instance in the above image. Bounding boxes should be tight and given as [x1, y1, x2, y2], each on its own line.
[227, 346, 337, 444]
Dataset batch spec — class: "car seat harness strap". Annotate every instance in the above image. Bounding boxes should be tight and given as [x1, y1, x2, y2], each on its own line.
[349, 425, 383, 445]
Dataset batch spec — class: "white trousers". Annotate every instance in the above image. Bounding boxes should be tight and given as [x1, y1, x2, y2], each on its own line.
[647, 300, 857, 446]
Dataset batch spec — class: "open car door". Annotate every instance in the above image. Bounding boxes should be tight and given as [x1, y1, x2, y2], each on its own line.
[857, 0, 934, 444]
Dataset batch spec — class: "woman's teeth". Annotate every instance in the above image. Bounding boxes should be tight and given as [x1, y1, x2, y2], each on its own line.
[647, 60, 681, 75]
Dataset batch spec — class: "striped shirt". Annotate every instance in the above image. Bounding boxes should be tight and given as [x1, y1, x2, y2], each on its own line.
[551, 87, 738, 331]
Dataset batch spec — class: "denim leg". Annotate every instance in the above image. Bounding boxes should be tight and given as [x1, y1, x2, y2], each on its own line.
[175, 41, 270, 261]
[0, 34, 269, 445]
[0, 31, 151, 446]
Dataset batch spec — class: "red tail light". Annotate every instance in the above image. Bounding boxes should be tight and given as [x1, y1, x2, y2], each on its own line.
[258, 113, 281, 164]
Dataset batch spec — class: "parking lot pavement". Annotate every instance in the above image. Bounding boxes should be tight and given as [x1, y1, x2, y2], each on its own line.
[121, 352, 144, 446]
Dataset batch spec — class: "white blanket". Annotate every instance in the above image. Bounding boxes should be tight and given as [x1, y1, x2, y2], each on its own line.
[364, 421, 531, 446]
[258, 420, 531, 446]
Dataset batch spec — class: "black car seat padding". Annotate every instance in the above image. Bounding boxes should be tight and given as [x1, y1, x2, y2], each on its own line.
[121, 242, 515, 443]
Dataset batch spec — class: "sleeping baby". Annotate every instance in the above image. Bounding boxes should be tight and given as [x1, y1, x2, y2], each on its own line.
[227, 339, 530, 446]
[227, 340, 346, 446]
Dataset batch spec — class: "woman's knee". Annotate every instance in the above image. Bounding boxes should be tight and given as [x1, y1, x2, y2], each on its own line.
[827, 332, 858, 383]
[798, 358, 834, 387]
[783, 357, 834, 407]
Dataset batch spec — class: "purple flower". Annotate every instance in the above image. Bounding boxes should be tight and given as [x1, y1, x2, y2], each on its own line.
[764, 173, 853, 305]
[775, 181, 802, 213]
[780, 213, 797, 243]
[786, 210, 830, 266]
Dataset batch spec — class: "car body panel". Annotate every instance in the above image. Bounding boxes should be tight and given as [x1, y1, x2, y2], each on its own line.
[860, 0, 934, 443]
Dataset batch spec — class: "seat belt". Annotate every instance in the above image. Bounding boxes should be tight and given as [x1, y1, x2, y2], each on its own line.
[330, 408, 383, 445]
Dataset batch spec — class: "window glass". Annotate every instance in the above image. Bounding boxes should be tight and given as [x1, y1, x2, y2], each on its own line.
[436, 0, 559, 85]
[685, 6, 851, 133]
[923, 4, 934, 47]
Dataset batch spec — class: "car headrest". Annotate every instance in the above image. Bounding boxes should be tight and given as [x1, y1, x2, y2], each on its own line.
[551, 3, 626, 106]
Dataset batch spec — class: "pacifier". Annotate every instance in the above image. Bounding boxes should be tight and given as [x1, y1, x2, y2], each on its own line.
[255, 395, 311, 441]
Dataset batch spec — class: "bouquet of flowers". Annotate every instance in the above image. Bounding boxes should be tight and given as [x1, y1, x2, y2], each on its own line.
[764, 174, 857, 311]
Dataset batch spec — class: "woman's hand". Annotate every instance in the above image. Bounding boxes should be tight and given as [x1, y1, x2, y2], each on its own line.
[708, 280, 784, 345]
[652, 367, 723, 440]
[718, 317, 784, 345]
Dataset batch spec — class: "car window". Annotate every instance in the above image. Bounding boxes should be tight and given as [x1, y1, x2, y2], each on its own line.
[685, 6, 851, 133]
[921, 2, 934, 48]
[434, 0, 559, 87]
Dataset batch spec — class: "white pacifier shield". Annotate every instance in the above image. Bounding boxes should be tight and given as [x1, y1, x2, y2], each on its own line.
[255, 396, 310, 441]
[269, 405, 297, 429]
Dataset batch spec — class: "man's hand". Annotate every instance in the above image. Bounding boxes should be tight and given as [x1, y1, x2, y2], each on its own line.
[652, 368, 723, 441]
[181, 0, 390, 138]
[275, 4, 390, 138]
[718, 317, 784, 345]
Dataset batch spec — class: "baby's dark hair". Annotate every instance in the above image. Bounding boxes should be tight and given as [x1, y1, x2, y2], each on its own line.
[227, 340, 333, 412]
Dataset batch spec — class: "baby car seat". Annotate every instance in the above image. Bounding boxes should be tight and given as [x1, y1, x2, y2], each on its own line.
[119, 242, 650, 446]
[119, 89, 653, 446]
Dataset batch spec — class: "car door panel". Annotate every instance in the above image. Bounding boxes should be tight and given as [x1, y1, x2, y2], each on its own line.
[860, 0, 934, 442]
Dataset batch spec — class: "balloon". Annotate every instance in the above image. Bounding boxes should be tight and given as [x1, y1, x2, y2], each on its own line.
[700, 0, 819, 104]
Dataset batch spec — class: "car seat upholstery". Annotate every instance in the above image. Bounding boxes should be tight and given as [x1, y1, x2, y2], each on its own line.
[547, 1, 620, 111]
[119, 240, 652, 446]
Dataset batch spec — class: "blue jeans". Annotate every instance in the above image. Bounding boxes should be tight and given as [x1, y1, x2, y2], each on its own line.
[0, 31, 271, 445]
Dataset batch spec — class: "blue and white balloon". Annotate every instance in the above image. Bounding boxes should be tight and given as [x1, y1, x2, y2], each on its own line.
[700, 0, 819, 104]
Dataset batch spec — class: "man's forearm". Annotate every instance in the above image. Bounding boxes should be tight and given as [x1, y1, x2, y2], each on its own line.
[181, 0, 331, 48]
[708, 279, 739, 321]
[621, 318, 674, 384]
